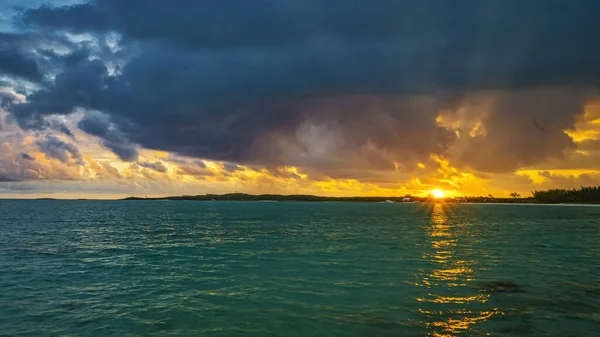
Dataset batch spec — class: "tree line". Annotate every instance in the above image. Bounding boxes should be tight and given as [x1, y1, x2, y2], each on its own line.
[123, 186, 600, 204]
[124, 193, 417, 202]
[461, 186, 600, 204]
[531, 186, 600, 203]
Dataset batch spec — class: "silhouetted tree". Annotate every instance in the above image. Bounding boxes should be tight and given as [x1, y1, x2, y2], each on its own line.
[509, 192, 521, 199]
[532, 186, 600, 203]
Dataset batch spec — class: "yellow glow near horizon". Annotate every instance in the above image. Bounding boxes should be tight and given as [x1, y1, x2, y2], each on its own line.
[431, 189, 445, 198]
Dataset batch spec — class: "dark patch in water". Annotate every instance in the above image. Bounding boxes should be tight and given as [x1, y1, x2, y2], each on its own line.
[57, 301, 82, 311]
[481, 281, 523, 293]
[496, 322, 536, 335]
[152, 319, 174, 330]
[366, 317, 397, 330]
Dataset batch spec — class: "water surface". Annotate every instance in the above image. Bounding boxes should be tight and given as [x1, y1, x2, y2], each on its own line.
[1, 201, 599, 336]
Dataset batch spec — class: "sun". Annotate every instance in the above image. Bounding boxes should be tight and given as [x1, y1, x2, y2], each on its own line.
[431, 189, 445, 199]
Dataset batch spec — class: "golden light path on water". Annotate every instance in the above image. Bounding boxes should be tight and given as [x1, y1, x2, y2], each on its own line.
[416, 203, 500, 336]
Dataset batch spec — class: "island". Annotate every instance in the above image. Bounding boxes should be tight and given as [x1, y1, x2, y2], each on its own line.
[123, 186, 600, 204]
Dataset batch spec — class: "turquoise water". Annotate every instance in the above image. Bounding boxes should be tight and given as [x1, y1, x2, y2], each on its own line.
[0, 201, 599, 336]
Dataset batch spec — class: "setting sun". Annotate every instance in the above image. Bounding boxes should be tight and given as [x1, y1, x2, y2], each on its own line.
[431, 189, 445, 198]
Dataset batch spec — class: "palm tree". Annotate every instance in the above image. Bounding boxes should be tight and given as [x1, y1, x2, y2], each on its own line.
[509, 192, 521, 199]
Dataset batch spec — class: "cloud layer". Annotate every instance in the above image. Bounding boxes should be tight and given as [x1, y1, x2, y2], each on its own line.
[1, 0, 600, 196]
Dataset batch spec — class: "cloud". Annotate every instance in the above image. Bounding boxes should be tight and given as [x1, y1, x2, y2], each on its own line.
[0, 31, 81, 84]
[441, 87, 586, 173]
[0, 137, 82, 183]
[0, 48, 43, 82]
[22, 1, 600, 86]
[193, 160, 206, 168]
[0, 174, 18, 182]
[175, 160, 214, 179]
[1, 0, 599, 180]
[77, 111, 138, 161]
[86, 157, 122, 179]
[223, 162, 240, 173]
[0, 87, 20, 110]
[35, 134, 83, 165]
[138, 160, 167, 173]
[21, 1, 600, 81]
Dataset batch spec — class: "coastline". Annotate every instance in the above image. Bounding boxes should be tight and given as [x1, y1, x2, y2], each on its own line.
[117, 194, 600, 205]
[0, 199, 598, 206]
[457, 202, 600, 207]
[1, 192, 599, 205]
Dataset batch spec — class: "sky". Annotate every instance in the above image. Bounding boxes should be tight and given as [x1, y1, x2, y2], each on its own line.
[1, 0, 600, 199]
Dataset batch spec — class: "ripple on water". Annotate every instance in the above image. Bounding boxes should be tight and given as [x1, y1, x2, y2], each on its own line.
[0, 200, 599, 336]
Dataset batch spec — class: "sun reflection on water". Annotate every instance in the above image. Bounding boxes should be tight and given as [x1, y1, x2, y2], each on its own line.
[415, 203, 498, 336]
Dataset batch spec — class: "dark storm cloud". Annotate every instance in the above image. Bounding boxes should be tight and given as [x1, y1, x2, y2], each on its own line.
[0, 33, 42, 83]
[49, 120, 74, 137]
[77, 111, 139, 161]
[0, 31, 82, 85]
[175, 160, 214, 178]
[77, 111, 109, 135]
[35, 134, 83, 165]
[12, 58, 108, 125]
[20, 152, 34, 160]
[5, 0, 600, 174]
[223, 163, 240, 173]
[0, 48, 43, 82]
[21, 0, 600, 88]
[138, 161, 167, 173]
[579, 139, 600, 153]
[22, 1, 600, 78]
[0, 174, 18, 182]
[448, 88, 586, 173]
[193, 160, 206, 169]
[271, 95, 458, 172]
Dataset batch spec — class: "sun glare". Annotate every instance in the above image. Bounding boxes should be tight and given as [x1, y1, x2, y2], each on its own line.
[431, 189, 445, 199]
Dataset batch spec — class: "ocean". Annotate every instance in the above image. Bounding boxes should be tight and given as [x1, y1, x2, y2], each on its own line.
[0, 200, 599, 336]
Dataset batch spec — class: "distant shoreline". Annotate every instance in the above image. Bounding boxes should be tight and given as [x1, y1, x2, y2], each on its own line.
[117, 193, 600, 205]
[1, 198, 599, 205]
[456, 202, 600, 206]
[1, 190, 598, 205]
